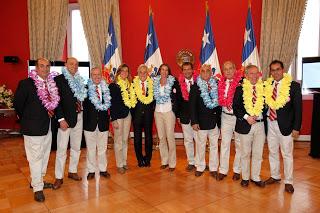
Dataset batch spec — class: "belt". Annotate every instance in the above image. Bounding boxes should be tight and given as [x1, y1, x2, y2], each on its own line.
[222, 111, 234, 116]
[255, 119, 264, 122]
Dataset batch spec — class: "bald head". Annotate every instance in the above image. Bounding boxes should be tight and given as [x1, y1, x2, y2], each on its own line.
[222, 61, 236, 80]
[65, 57, 78, 75]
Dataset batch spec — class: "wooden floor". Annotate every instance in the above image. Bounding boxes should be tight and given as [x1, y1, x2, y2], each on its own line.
[0, 136, 320, 213]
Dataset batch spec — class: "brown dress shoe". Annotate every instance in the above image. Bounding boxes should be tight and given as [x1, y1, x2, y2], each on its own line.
[232, 173, 240, 181]
[34, 191, 45, 202]
[117, 167, 126, 174]
[100, 171, 111, 179]
[217, 173, 227, 181]
[160, 164, 169, 170]
[169, 168, 175, 172]
[265, 177, 281, 185]
[195, 171, 204, 177]
[210, 171, 218, 179]
[30, 181, 53, 189]
[285, 184, 294, 193]
[87, 172, 95, 180]
[68, 172, 82, 181]
[251, 180, 265, 188]
[186, 164, 196, 172]
[241, 179, 249, 187]
[52, 179, 63, 190]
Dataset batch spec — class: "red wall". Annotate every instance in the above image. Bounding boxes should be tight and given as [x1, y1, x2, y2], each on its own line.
[0, 0, 313, 135]
[120, 0, 262, 76]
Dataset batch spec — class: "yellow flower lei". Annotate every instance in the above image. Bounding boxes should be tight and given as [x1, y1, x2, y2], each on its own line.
[264, 73, 292, 110]
[131, 76, 154, 105]
[117, 76, 137, 108]
[242, 79, 264, 116]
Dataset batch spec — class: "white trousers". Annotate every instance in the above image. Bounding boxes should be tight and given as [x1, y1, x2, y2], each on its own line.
[24, 126, 52, 192]
[113, 113, 131, 168]
[267, 119, 294, 184]
[194, 127, 220, 172]
[239, 122, 265, 181]
[55, 112, 83, 179]
[84, 127, 109, 173]
[154, 111, 176, 168]
[219, 113, 241, 175]
[181, 123, 195, 165]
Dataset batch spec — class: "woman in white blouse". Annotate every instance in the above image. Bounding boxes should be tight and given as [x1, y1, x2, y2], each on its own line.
[153, 64, 181, 172]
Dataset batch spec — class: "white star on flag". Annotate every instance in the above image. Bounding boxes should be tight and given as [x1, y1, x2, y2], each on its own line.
[146, 33, 152, 47]
[202, 30, 210, 48]
[106, 33, 112, 47]
[244, 28, 252, 45]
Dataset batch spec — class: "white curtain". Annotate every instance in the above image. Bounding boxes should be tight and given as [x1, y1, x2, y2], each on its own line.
[78, 0, 122, 67]
[260, 0, 307, 79]
[28, 0, 68, 60]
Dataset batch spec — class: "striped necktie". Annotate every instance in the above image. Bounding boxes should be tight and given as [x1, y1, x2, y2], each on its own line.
[269, 82, 278, 121]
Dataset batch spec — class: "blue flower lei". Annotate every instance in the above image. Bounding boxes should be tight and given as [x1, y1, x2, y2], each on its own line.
[153, 75, 175, 104]
[87, 79, 111, 111]
[62, 68, 87, 101]
[196, 76, 219, 109]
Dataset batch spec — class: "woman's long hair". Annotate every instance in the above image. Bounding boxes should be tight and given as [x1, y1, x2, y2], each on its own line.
[114, 63, 132, 84]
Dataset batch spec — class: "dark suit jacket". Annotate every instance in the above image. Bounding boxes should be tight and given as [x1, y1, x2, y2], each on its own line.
[189, 84, 221, 130]
[83, 96, 110, 132]
[131, 86, 155, 121]
[13, 78, 51, 136]
[54, 74, 79, 128]
[170, 78, 182, 116]
[109, 83, 130, 121]
[233, 85, 267, 134]
[271, 81, 302, 136]
[178, 94, 191, 124]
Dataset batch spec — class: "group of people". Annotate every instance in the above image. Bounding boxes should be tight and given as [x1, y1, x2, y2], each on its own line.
[13, 57, 302, 202]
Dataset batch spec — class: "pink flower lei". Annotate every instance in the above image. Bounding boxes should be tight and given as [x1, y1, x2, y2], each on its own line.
[216, 70, 242, 107]
[178, 72, 198, 101]
[29, 70, 60, 111]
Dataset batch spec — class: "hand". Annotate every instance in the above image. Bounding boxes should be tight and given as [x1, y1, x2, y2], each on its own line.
[59, 120, 69, 131]
[247, 116, 257, 125]
[292, 130, 299, 139]
[48, 110, 55, 118]
[192, 124, 200, 131]
[112, 120, 119, 129]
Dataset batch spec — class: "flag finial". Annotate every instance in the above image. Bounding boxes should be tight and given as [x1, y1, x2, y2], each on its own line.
[248, 0, 252, 8]
[205, 1, 209, 14]
[149, 5, 153, 16]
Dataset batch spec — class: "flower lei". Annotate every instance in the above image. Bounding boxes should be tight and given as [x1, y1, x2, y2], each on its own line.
[153, 75, 175, 104]
[216, 70, 242, 107]
[87, 79, 111, 111]
[264, 73, 292, 110]
[242, 79, 264, 116]
[62, 68, 87, 101]
[117, 76, 137, 108]
[196, 76, 219, 109]
[29, 70, 60, 111]
[178, 73, 198, 101]
[131, 76, 154, 105]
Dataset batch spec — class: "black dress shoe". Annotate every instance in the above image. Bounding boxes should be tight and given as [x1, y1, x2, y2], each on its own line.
[251, 180, 265, 188]
[210, 171, 218, 179]
[34, 191, 45, 202]
[232, 173, 240, 181]
[138, 161, 145, 167]
[285, 184, 294, 193]
[217, 173, 227, 181]
[100, 171, 111, 179]
[29, 182, 53, 189]
[145, 161, 151, 167]
[186, 164, 196, 172]
[87, 172, 95, 180]
[195, 171, 204, 177]
[241, 179, 249, 187]
[264, 177, 281, 185]
[160, 164, 169, 170]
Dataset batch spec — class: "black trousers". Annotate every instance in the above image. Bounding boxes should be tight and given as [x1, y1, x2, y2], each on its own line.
[132, 111, 154, 164]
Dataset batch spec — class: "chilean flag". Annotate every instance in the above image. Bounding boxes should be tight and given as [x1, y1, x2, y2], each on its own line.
[103, 15, 121, 82]
[241, 6, 261, 70]
[200, 10, 221, 76]
[144, 12, 163, 77]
